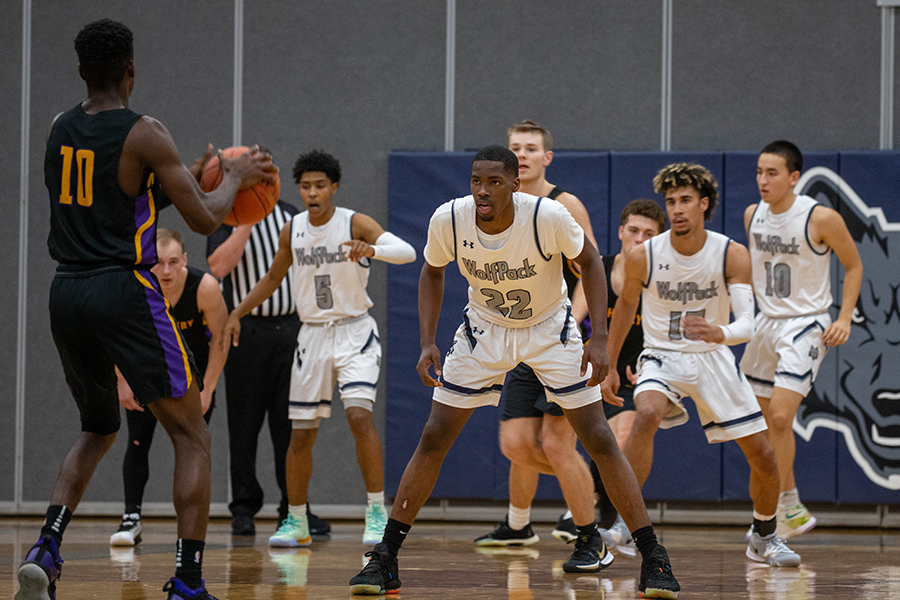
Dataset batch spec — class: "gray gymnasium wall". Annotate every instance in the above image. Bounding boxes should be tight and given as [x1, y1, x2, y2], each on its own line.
[3, 0, 898, 514]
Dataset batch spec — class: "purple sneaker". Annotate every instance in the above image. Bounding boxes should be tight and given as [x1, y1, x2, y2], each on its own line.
[162, 578, 219, 599]
[15, 535, 63, 600]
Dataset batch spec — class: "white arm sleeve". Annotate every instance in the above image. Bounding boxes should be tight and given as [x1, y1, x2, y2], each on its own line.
[720, 283, 755, 345]
[371, 231, 416, 264]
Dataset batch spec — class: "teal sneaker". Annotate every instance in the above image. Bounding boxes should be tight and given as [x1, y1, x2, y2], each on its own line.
[363, 503, 388, 546]
[777, 502, 817, 539]
[268, 514, 311, 548]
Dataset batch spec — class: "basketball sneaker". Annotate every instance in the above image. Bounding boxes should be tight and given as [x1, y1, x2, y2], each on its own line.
[162, 577, 219, 599]
[474, 518, 539, 546]
[349, 543, 401, 595]
[746, 531, 801, 567]
[307, 506, 331, 536]
[269, 514, 312, 548]
[609, 515, 637, 558]
[562, 528, 614, 573]
[110, 513, 142, 547]
[15, 535, 63, 600]
[363, 503, 388, 545]
[551, 514, 578, 542]
[639, 545, 680, 598]
[777, 502, 817, 539]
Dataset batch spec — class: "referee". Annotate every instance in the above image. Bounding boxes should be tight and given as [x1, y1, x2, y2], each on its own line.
[208, 199, 306, 536]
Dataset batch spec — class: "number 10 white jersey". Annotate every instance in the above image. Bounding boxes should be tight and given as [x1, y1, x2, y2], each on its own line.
[290, 207, 373, 323]
[641, 230, 732, 353]
[747, 195, 832, 318]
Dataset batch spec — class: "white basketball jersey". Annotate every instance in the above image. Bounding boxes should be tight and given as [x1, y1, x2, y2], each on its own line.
[642, 230, 732, 353]
[290, 207, 373, 323]
[747, 195, 832, 317]
[447, 194, 570, 328]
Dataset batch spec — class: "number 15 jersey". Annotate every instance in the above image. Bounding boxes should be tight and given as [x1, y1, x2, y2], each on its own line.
[641, 230, 732, 353]
[290, 207, 373, 323]
[423, 192, 584, 329]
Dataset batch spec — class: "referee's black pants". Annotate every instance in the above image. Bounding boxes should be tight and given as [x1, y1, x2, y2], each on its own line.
[224, 313, 299, 519]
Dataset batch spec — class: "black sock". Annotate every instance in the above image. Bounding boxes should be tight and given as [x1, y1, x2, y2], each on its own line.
[175, 539, 205, 589]
[382, 518, 411, 558]
[575, 522, 598, 539]
[40, 505, 72, 546]
[753, 517, 776, 538]
[632, 525, 660, 561]
[590, 461, 618, 530]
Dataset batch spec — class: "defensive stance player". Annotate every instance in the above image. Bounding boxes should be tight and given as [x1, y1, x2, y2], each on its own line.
[349, 146, 680, 599]
[601, 162, 801, 568]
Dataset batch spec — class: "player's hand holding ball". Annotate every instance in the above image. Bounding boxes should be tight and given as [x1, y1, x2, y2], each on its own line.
[201, 145, 280, 226]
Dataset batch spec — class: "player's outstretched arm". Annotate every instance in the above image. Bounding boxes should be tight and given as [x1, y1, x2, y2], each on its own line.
[224, 222, 293, 346]
[122, 117, 276, 235]
[197, 273, 230, 414]
[812, 206, 863, 346]
[601, 243, 645, 405]
[683, 241, 754, 345]
[416, 262, 447, 387]
[344, 213, 416, 264]
[571, 238, 609, 386]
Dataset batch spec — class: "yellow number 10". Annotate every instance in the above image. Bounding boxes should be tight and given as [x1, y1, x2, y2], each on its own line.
[59, 146, 94, 206]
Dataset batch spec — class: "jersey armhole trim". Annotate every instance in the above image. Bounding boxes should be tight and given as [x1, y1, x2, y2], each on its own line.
[722, 237, 732, 283]
[450, 199, 458, 261]
[533, 197, 552, 262]
[643, 238, 653, 288]
[747, 203, 763, 237]
[805, 205, 830, 256]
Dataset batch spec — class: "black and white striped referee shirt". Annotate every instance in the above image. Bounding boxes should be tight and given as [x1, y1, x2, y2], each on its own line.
[206, 200, 299, 317]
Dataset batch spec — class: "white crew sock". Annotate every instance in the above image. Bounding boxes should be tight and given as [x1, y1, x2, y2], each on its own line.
[289, 504, 307, 520]
[367, 491, 385, 506]
[563, 509, 573, 520]
[508, 504, 531, 531]
[778, 488, 800, 510]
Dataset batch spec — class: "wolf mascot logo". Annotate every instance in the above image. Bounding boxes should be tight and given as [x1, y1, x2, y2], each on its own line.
[794, 167, 900, 490]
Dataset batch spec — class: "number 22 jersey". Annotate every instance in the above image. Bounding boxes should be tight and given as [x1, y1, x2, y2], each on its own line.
[423, 192, 585, 329]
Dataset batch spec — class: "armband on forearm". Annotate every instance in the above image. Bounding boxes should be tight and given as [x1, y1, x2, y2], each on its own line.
[371, 231, 416, 264]
[720, 283, 755, 345]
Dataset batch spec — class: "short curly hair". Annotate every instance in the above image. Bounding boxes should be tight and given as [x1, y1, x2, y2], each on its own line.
[74, 19, 133, 90]
[653, 163, 719, 221]
[293, 149, 341, 185]
[620, 198, 666, 232]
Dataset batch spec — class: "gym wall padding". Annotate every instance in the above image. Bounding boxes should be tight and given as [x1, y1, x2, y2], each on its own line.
[386, 150, 900, 504]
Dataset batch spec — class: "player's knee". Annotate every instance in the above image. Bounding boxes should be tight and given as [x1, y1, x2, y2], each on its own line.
[767, 409, 794, 434]
[540, 429, 578, 463]
[632, 403, 665, 435]
[417, 421, 456, 457]
[499, 429, 537, 462]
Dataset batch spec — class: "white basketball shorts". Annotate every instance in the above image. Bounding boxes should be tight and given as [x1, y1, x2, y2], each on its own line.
[289, 314, 380, 423]
[635, 345, 767, 443]
[433, 305, 602, 411]
[740, 312, 831, 398]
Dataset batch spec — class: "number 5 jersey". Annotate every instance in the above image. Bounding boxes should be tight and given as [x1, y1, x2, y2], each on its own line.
[290, 207, 373, 323]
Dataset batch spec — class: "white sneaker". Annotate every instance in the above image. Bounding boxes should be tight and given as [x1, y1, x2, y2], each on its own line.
[777, 502, 817, 539]
[608, 515, 637, 558]
[746, 532, 801, 567]
[269, 514, 312, 547]
[110, 513, 142, 547]
[363, 503, 388, 545]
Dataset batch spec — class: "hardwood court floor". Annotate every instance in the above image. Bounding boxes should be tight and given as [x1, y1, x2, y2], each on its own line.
[1, 517, 899, 599]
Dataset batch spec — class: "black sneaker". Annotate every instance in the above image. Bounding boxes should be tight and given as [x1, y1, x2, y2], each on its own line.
[231, 513, 255, 536]
[474, 518, 539, 547]
[639, 545, 680, 599]
[551, 514, 578, 542]
[307, 505, 331, 536]
[562, 529, 614, 573]
[349, 543, 401, 595]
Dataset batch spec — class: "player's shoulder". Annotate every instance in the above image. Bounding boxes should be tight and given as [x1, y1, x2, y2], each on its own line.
[432, 195, 470, 219]
[552, 190, 586, 211]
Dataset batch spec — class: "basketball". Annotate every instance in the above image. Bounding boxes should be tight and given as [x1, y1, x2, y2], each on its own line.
[200, 146, 280, 226]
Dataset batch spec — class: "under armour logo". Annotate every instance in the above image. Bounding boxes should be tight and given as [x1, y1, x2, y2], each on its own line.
[809, 347, 819, 360]
[462, 240, 474, 248]
[659, 264, 670, 270]
[471, 326, 484, 335]
[756, 218, 765, 224]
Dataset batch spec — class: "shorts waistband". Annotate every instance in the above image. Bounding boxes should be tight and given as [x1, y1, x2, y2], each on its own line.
[303, 313, 369, 328]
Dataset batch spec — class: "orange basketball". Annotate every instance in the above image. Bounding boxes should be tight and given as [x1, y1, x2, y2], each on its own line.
[200, 146, 280, 226]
